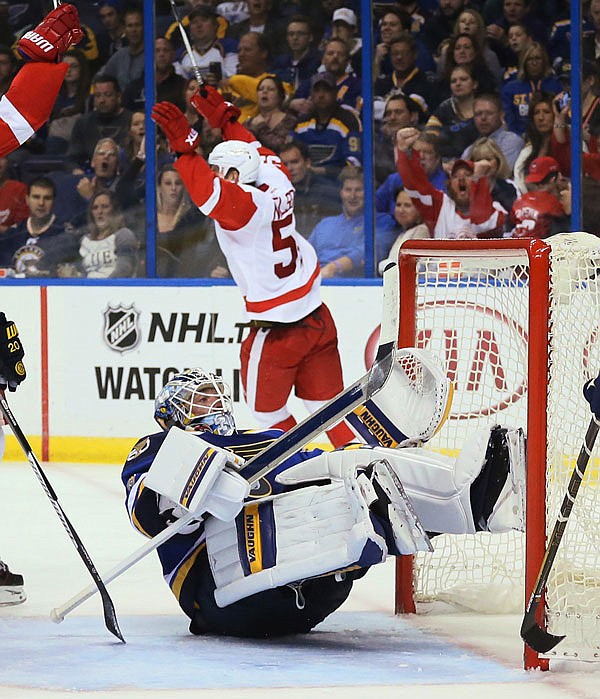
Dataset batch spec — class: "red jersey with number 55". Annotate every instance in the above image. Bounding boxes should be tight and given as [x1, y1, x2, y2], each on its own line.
[175, 141, 321, 323]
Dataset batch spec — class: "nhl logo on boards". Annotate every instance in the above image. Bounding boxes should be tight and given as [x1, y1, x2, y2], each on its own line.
[103, 304, 141, 354]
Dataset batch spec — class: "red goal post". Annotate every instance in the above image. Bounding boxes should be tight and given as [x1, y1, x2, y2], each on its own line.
[394, 235, 600, 670]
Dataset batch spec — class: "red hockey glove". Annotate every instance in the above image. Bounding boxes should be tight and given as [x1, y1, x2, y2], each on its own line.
[190, 85, 241, 130]
[151, 102, 201, 154]
[18, 4, 83, 63]
[0, 313, 26, 392]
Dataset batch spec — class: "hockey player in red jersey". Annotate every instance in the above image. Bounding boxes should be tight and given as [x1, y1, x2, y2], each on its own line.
[0, 4, 83, 158]
[152, 87, 355, 447]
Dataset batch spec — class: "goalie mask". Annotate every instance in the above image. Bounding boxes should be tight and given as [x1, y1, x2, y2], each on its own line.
[154, 369, 236, 436]
[208, 140, 260, 184]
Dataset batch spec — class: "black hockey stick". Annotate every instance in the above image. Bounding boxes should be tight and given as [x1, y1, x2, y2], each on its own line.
[51, 263, 400, 621]
[0, 392, 125, 643]
[521, 414, 600, 653]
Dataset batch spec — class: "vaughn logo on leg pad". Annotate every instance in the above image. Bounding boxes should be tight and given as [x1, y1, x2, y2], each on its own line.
[238, 502, 277, 575]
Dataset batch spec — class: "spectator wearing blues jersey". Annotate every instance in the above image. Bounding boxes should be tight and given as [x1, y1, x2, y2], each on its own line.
[178, 5, 238, 83]
[292, 72, 362, 181]
[500, 43, 561, 137]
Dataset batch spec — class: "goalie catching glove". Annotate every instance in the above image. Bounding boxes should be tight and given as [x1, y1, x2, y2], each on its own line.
[347, 347, 453, 448]
[0, 313, 26, 392]
[151, 102, 201, 155]
[190, 85, 241, 130]
[17, 4, 83, 63]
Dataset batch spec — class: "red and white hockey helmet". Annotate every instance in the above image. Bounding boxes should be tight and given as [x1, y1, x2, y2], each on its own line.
[208, 140, 260, 184]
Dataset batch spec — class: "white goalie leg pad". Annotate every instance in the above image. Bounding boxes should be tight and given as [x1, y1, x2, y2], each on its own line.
[205, 475, 389, 608]
[276, 449, 432, 555]
[346, 347, 453, 448]
[358, 426, 525, 535]
[276, 445, 479, 535]
[144, 427, 249, 521]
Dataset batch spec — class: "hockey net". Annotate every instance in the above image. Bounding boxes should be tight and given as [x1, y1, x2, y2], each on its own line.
[394, 235, 600, 667]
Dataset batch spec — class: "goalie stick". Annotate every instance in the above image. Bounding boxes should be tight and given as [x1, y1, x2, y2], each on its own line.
[51, 263, 400, 623]
[521, 414, 600, 653]
[0, 392, 125, 643]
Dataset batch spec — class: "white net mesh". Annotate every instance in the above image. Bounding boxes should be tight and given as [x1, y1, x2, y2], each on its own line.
[398, 234, 600, 660]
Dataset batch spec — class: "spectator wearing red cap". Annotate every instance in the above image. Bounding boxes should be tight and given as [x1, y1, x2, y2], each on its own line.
[395, 127, 506, 239]
[509, 156, 571, 238]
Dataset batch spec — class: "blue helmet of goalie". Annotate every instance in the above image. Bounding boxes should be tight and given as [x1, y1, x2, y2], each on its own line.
[154, 369, 236, 436]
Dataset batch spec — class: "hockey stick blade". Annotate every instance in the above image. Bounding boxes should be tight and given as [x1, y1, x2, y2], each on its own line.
[520, 415, 600, 654]
[520, 610, 565, 654]
[0, 393, 125, 643]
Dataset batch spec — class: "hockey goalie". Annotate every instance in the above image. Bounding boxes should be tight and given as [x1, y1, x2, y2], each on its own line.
[122, 349, 526, 638]
[0, 4, 82, 157]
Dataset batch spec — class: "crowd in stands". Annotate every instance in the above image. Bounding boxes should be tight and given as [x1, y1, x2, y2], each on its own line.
[0, 0, 597, 280]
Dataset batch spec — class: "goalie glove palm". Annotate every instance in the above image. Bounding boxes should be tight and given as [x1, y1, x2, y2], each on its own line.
[151, 102, 201, 154]
[0, 313, 26, 392]
[18, 4, 83, 63]
[190, 85, 241, 130]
